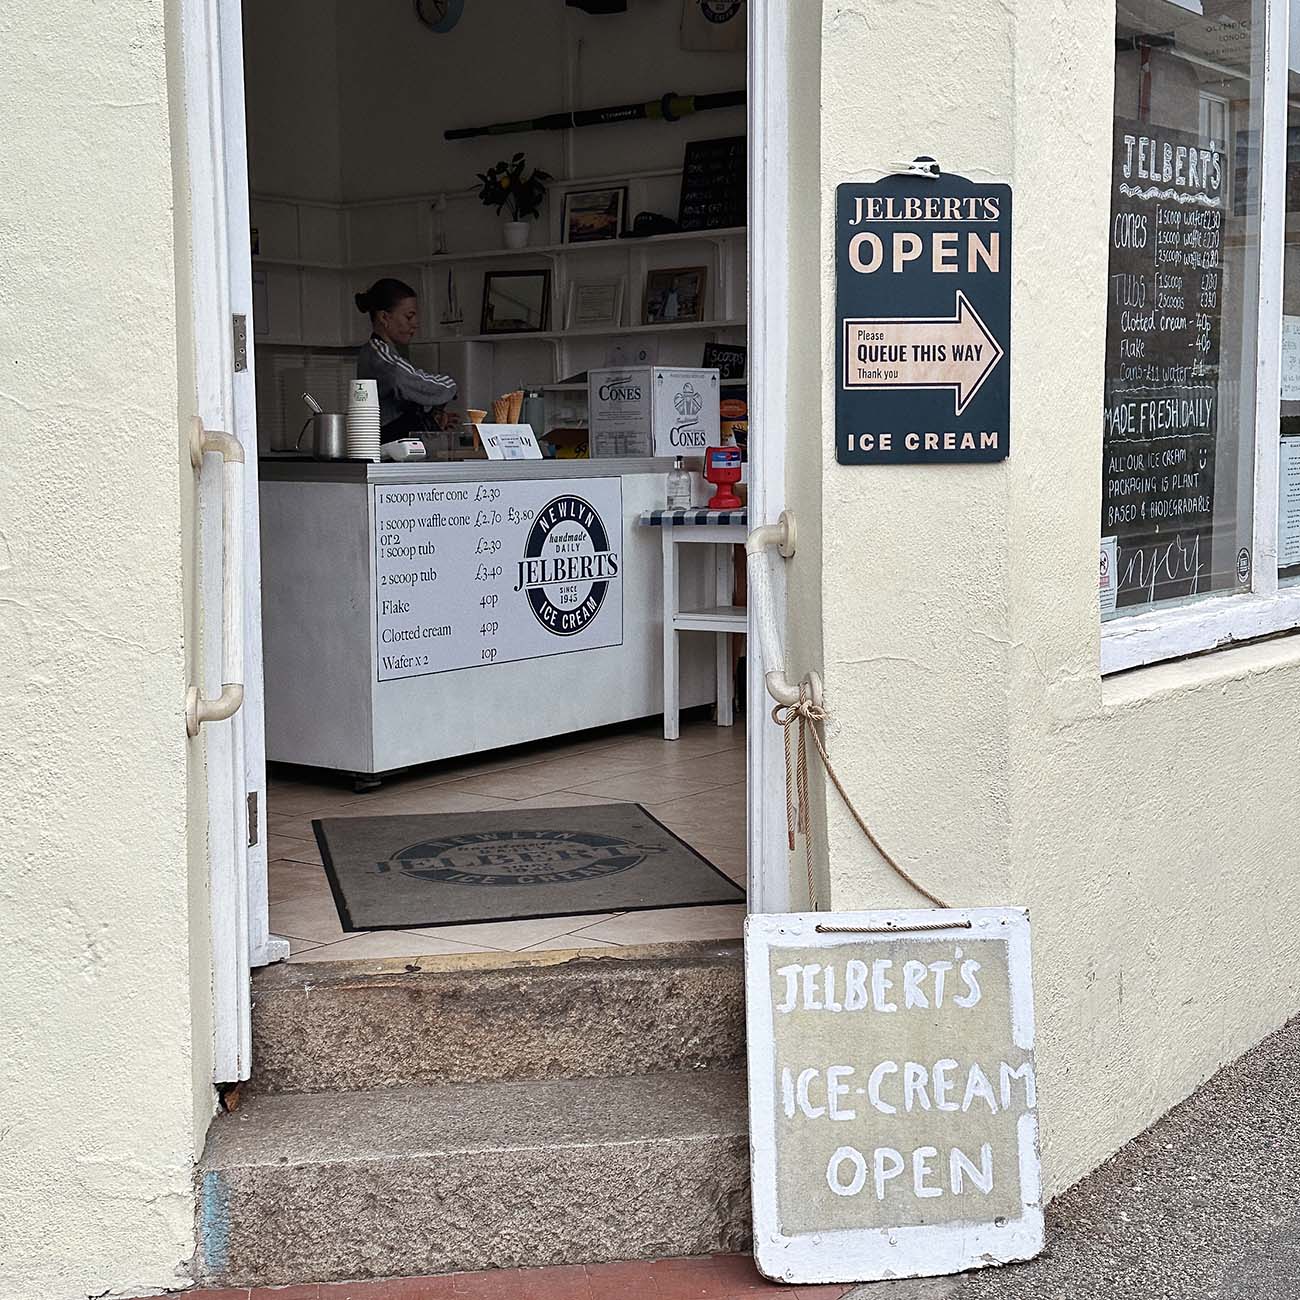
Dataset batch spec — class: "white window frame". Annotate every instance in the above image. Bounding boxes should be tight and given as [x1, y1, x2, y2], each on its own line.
[1102, 0, 1293, 674]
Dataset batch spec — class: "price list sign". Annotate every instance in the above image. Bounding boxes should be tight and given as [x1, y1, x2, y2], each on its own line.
[1103, 119, 1226, 608]
[372, 478, 623, 682]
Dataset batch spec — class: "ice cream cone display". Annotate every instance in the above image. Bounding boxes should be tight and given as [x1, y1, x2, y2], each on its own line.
[466, 408, 487, 425]
[487, 391, 525, 423]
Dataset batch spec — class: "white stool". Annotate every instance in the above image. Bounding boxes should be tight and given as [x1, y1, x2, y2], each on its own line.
[640, 508, 748, 740]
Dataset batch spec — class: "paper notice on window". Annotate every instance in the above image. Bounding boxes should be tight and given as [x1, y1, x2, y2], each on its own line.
[1283, 317, 1300, 402]
[1279, 440, 1300, 568]
[1100, 535, 1119, 616]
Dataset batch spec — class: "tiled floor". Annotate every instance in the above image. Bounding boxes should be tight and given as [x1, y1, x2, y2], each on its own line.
[266, 718, 747, 962]
[124, 1255, 851, 1298]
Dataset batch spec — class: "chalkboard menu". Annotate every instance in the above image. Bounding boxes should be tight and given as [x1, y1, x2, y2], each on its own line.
[679, 135, 746, 231]
[1103, 118, 1226, 610]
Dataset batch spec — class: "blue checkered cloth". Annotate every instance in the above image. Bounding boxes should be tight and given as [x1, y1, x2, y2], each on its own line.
[638, 508, 749, 527]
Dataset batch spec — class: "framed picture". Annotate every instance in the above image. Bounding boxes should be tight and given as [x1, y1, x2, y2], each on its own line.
[481, 270, 551, 335]
[643, 265, 708, 325]
[561, 186, 627, 243]
[566, 277, 627, 330]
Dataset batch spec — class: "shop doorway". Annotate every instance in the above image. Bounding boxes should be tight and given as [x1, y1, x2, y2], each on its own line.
[187, 0, 793, 1083]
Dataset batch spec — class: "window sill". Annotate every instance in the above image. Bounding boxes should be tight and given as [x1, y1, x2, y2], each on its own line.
[1101, 588, 1300, 675]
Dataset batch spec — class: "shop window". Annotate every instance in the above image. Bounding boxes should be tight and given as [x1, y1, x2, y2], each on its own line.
[1101, 0, 1299, 671]
[1279, 7, 1300, 580]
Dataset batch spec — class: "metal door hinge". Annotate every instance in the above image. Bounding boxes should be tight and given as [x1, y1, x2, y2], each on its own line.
[246, 791, 259, 847]
[232, 314, 248, 372]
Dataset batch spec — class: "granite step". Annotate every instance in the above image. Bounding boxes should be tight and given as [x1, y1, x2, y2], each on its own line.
[249, 940, 745, 1093]
[198, 1069, 752, 1287]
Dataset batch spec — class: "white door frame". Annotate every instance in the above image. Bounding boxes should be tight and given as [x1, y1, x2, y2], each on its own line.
[181, 0, 276, 1085]
[747, 0, 793, 914]
[181, 0, 791, 1081]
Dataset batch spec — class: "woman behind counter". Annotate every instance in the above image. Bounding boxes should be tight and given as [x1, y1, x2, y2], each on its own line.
[355, 277, 458, 444]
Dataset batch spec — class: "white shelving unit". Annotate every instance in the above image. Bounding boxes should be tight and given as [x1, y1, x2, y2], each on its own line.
[449, 317, 745, 346]
[417, 225, 744, 266]
[249, 168, 747, 424]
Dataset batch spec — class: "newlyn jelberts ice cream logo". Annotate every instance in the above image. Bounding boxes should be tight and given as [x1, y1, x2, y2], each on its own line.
[513, 494, 621, 636]
[699, 0, 743, 23]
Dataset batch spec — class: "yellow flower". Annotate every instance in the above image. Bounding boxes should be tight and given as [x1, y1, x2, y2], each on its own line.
[501, 177, 511, 189]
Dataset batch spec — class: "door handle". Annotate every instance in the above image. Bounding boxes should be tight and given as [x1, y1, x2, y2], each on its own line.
[745, 510, 822, 707]
[187, 417, 246, 736]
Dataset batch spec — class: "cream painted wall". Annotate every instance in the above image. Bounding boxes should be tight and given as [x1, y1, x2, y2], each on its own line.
[0, 2, 205, 1298]
[800, 0, 1300, 1200]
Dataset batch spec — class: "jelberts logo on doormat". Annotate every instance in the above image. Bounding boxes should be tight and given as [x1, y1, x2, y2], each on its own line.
[393, 829, 663, 887]
[513, 494, 621, 636]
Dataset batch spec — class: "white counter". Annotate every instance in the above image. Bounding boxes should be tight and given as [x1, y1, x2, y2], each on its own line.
[259, 458, 719, 776]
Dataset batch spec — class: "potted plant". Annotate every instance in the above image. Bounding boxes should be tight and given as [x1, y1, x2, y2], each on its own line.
[477, 153, 552, 249]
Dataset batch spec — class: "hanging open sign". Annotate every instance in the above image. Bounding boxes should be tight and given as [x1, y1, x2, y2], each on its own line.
[836, 171, 1013, 464]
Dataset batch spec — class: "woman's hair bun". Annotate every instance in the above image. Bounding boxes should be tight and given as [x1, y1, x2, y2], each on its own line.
[355, 277, 417, 318]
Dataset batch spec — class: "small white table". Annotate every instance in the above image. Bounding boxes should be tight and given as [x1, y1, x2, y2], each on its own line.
[639, 508, 748, 740]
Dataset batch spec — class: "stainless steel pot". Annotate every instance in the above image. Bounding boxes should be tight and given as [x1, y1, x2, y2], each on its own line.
[298, 412, 348, 460]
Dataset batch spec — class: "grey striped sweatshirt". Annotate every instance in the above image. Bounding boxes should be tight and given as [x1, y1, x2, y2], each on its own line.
[356, 334, 457, 431]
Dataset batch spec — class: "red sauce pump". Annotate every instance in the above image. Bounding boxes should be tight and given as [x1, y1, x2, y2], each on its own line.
[703, 445, 744, 510]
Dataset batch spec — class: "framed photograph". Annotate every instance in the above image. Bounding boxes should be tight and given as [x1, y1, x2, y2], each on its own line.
[562, 186, 627, 243]
[481, 270, 551, 335]
[566, 277, 627, 330]
[643, 265, 708, 325]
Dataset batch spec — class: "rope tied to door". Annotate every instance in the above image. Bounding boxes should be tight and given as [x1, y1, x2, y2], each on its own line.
[772, 683, 951, 913]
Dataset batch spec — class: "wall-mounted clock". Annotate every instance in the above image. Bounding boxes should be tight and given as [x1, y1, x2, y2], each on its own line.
[414, 0, 465, 33]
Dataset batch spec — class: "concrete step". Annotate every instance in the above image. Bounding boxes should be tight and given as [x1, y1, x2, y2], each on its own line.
[249, 940, 744, 1093]
[198, 1069, 751, 1287]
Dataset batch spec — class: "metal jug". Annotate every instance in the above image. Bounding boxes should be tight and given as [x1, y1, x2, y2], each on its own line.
[298, 412, 347, 460]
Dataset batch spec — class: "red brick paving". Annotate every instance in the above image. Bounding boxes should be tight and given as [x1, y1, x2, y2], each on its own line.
[125, 1255, 854, 1299]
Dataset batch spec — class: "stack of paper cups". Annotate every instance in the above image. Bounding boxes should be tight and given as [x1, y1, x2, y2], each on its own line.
[346, 379, 381, 461]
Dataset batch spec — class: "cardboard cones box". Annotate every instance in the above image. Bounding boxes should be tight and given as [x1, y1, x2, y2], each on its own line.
[588, 367, 720, 458]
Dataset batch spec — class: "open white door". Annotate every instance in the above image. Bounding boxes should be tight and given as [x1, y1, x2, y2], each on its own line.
[747, 1, 793, 914]
[182, 0, 279, 1085]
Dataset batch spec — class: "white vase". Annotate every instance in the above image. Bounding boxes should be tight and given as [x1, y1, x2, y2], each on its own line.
[502, 220, 529, 250]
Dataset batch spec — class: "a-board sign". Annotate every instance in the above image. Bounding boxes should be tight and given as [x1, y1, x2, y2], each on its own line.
[836, 173, 1012, 464]
[745, 909, 1042, 1284]
[371, 477, 623, 682]
[1102, 119, 1226, 608]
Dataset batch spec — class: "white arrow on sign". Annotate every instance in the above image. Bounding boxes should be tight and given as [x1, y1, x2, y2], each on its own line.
[843, 290, 1005, 415]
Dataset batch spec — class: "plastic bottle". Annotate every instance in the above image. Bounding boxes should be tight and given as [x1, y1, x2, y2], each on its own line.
[666, 456, 693, 510]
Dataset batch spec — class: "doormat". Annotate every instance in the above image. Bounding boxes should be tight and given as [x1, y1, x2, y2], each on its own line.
[313, 803, 744, 931]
